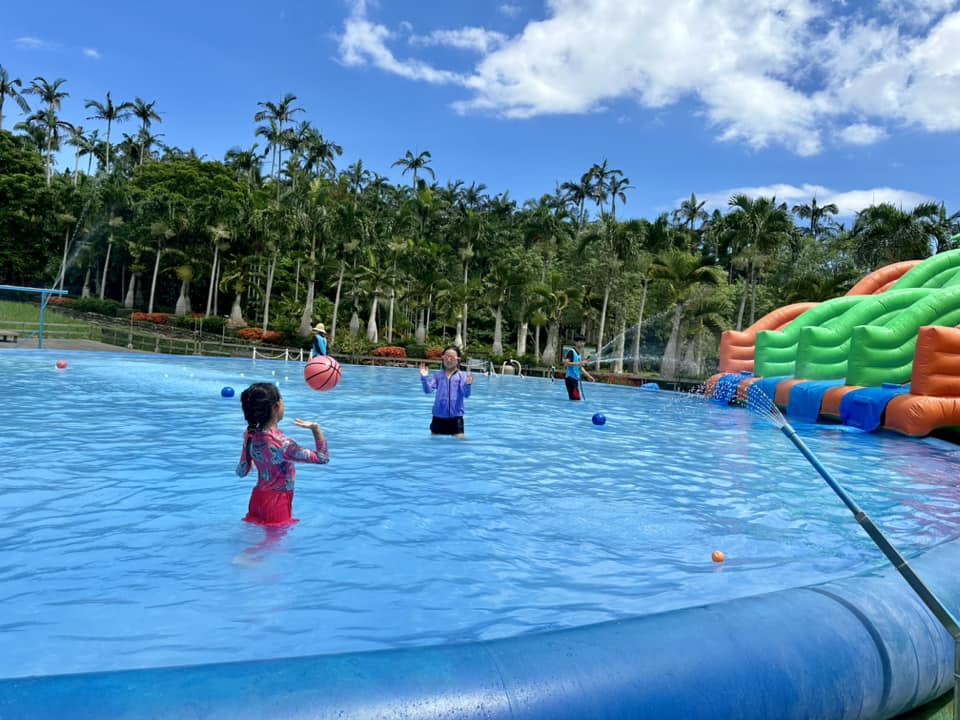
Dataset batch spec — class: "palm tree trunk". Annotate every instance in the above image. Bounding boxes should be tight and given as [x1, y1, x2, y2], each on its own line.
[614, 318, 626, 373]
[492, 304, 503, 355]
[749, 264, 758, 326]
[175, 280, 191, 316]
[330, 256, 346, 345]
[99, 234, 113, 300]
[661, 304, 684, 379]
[387, 288, 396, 343]
[230, 294, 244, 325]
[595, 283, 610, 371]
[124, 273, 138, 309]
[148, 244, 162, 314]
[366, 294, 380, 343]
[632, 280, 648, 373]
[82, 266, 92, 298]
[205, 245, 219, 318]
[542, 321, 560, 366]
[261, 250, 278, 331]
[58, 228, 70, 291]
[736, 282, 747, 331]
[415, 307, 426, 344]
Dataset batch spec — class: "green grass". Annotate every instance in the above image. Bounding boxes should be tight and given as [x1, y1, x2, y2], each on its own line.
[0, 299, 87, 326]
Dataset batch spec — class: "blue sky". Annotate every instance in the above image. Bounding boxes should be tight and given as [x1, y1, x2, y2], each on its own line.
[5, 0, 960, 222]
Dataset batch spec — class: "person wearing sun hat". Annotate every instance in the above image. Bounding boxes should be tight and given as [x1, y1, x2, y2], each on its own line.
[311, 322, 328, 357]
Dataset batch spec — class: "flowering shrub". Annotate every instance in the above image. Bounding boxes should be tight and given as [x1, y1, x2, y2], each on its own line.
[425, 347, 445, 359]
[372, 345, 407, 358]
[49, 296, 75, 306]
[237, 327, 283, 344]
[131, 312, 171, 324]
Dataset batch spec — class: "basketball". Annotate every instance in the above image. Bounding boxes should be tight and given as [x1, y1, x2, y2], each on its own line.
[304, 355, 342, 392]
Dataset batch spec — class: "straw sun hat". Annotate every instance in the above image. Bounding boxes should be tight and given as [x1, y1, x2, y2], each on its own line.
[313, 323, 326, 333]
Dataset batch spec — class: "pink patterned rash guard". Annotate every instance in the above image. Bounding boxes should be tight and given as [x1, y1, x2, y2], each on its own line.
[236, 428, 330, 492]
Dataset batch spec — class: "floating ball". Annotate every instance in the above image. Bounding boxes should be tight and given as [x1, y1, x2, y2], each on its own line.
[640, 383, 660, 391]
[55, 360, 68, 370]
[592, 413, 606, 426]
[712, 550, 726, 563]
[304, 355, 342, 392]
[221, 386, 235, 398]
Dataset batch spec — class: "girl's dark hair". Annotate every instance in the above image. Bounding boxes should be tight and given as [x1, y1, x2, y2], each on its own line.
[240, 383, 281, 471]
[443, 345, 461, 358]
[241, 382, 280, 431]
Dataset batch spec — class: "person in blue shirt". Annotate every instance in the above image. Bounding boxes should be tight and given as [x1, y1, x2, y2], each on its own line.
[419, 345, 474, 438]
[311, 323, 328, 357]
[563, 334, 595, 400]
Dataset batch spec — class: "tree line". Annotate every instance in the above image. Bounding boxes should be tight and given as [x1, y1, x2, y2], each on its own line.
[2, 65, 959, 377]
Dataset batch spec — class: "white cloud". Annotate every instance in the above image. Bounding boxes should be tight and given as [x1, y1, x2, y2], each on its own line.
[837, 123, 887, 145]
[693, 183, 935, 218]
[337, 0, 960, 155]
[409, 28, 507, 53]
[15, 36, 54, 50]
[82, 48, 101, 60]
[499, 4, 522, 17]
[338, 11, 466, 85]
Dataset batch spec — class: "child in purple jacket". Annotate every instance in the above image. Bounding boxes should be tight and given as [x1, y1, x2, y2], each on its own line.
[419, 345, 474, 438]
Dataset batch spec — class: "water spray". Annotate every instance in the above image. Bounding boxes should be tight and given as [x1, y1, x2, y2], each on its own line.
[743, 385, 960, 718]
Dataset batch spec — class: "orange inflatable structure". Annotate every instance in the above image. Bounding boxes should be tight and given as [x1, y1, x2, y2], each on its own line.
[883, 326, 960, 436]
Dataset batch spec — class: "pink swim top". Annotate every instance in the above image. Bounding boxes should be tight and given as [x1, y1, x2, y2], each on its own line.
[236, 428, 329, 492]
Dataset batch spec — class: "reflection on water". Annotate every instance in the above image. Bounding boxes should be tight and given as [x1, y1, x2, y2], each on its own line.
[2, 350, 958, 679]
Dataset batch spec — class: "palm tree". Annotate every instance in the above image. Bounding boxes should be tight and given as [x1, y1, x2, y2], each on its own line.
[649, 250, 724, 378]
[391, 149, 435, 189]
[254, 93, 304, 202]
[23, 106, 73, 184]
[224, 144, 265, 187]
[851, 202, 941, 267]
[559, 177, 590, 227]
[85, 91, 134, 173]
[791, 197, 838, 239]
[726, 194, 793, 328]
[608, 174, 633, 221]
[130, 98, 161, 166]
[0, 65, 30, 130]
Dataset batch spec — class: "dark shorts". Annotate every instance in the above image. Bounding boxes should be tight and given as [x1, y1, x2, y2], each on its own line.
[430, 416, 465, 435]
[565, 377, 581, 400]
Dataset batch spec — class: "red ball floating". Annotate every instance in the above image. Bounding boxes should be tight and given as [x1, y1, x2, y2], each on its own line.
[304, 355, 342, 392]
[56, 360, 68, 370]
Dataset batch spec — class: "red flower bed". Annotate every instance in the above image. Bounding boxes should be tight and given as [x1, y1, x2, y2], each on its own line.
[131, 312, 171, 324]
[372, 346, 407, 358]
[424, 347, 445, 359]
[237, 327, 283, 344]
[49, 296, 74, 306]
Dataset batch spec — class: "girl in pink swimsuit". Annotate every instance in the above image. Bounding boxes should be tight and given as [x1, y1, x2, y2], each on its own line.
[236, 383, 329, 526]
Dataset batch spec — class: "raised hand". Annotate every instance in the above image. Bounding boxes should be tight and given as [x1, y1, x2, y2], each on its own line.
[466, 373, 474, 385]
[419, 362, 429, 377]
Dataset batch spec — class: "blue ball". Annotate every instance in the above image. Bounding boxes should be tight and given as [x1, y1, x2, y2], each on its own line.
[221, 386, 235, 398]
[592, 413, 606, 426]
[640, 383, 660, 391]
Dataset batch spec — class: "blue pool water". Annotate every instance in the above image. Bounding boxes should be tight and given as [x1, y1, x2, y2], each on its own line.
[3, 350, 959, 680]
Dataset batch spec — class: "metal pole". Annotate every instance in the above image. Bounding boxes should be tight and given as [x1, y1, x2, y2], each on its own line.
[780, 423, 960, 718]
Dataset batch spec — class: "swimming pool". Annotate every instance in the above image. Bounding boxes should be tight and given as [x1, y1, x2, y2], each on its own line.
[3, 350, 959, 717]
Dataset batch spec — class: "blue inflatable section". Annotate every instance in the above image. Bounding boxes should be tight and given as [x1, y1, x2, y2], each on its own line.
[786, 379, 846, 423]
[2, 537, 958, 720]
[712, 371, 752, 403]
[842, 384, 913, 432]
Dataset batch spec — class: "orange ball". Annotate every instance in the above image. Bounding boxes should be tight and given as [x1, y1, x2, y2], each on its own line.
[56, 360, 68, 370]
[304, 355, 342, 391]
[711, 550, 726, 563]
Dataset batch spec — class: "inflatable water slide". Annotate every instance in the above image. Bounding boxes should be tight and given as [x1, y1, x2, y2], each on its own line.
[708, 242, 960, 436]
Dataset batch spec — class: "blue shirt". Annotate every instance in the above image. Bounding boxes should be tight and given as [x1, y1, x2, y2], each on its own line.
[421, 370, 472, 418]
[565, 348, 582, 380]
[311, 335, 328, 357]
